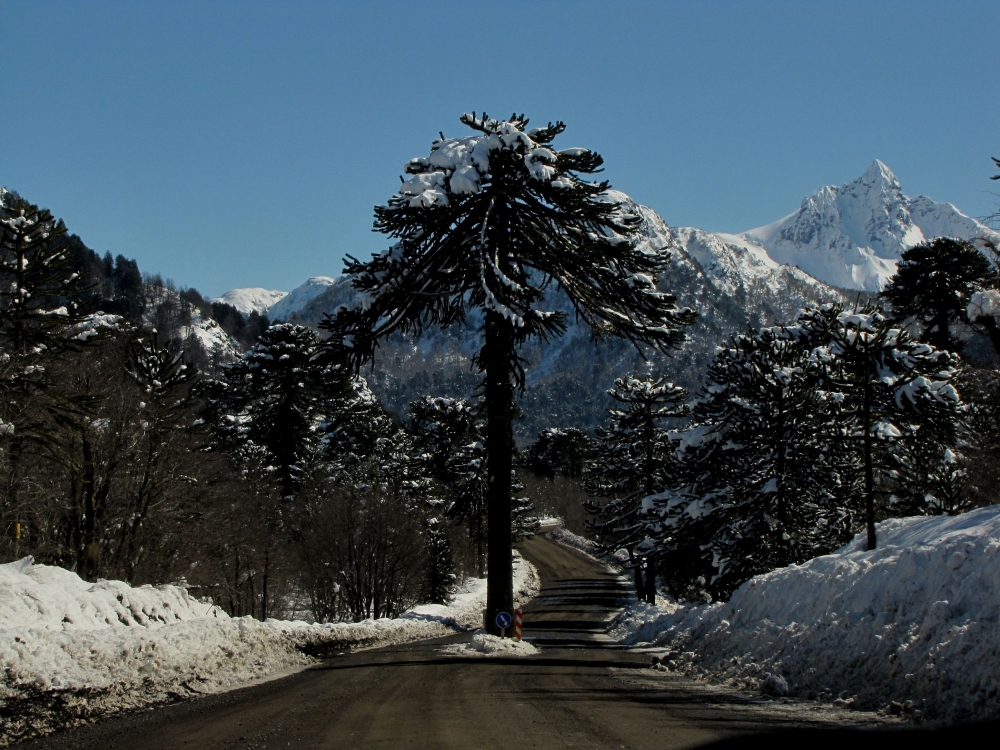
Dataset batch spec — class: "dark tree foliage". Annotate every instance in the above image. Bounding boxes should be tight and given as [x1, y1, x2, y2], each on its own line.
[881, 237, 994, 352]
[321, 113, 694, 633]
[209, 324, 326, 497]
[585, 374, 687, 602]
[210, 302, 272, 349]
[0, 191, 98, 364]
[955, 368, 1000, 509]
[815, 304, 961, 550]
[630, 305, 965, 603]
[525, 427, 595, 480]
[319, 376, 398, 477]
[407, 395, 479, 482]
[0, 191, 118, 541]
[422, 516, 455, 604]
[646, 326, 847, 601]
[405, 395, 535, 578]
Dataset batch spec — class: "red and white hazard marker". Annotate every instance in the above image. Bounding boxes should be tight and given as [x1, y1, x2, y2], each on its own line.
[514, 609, 523, 641]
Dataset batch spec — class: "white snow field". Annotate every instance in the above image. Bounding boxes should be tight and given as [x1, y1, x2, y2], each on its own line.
[213, 287, 288, 316]
[612, 506, 1000, 723]
[0, 553, 539, 741]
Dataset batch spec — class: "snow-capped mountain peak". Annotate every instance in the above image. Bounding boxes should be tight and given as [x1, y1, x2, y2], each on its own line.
[719, 161, 1000, 291]
[259, 276, 338, 321]
[214, 288, 288, 316]
[216, 277, 338, 321]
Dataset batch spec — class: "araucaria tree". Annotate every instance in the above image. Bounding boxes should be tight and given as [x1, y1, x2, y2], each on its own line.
[323, 113, 695, 634]
[813, 305, 961, 550]
[647, 325, 846, 601]
[881, 237, 995, 352]
[586, 374, 687, 602]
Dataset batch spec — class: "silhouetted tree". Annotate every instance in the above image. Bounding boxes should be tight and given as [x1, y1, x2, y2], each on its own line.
[322, 113, 694, 633]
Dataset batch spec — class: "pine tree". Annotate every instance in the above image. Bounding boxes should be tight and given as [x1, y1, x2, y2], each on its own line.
[210, 323, 323, 497]
[649, 326, 848, 600]
[445, 429, 490, 576]
[422, 515, 455, 604]
[321, 113, 695, 633]
[114, 332, 197, 581]
[813, 304, 962, 549]
[881, 237, 995, 352]
[406, 395, 536, 576]
[886, 427, 966, 516]
[319, 375, 398, 478]
[0, 191, 117, 556]
[586, 374, 687, 602]
[407, 396, 479, 482]
[0, 191, 108, 431]
[526, 427, 595, 480]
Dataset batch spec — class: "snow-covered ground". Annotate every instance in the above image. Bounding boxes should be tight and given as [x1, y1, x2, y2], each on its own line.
[611, 506, 1000, 723]
[545, 522, 630, 569]
[0, 553, 539, 743]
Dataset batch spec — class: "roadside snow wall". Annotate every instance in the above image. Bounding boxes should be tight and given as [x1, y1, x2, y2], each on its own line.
[0, 553, 539, 743]
[613, 505, 1000, 723]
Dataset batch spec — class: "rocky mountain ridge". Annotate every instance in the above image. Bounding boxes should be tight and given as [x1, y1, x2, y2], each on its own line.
[717, 160, 999, 291]
[216, 161, 995, 433]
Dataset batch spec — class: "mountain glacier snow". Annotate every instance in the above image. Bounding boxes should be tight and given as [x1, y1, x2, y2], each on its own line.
[716, 160, 1000, 291]
[214, 287, 288, 316]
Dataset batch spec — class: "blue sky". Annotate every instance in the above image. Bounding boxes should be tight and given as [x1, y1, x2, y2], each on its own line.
[3, 1, 999, 297]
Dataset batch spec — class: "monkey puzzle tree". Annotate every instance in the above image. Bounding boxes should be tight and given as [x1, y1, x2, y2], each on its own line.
[586, 373, 687, 602]
[322, 113, 695, 634]
[881, 237, 995, 352]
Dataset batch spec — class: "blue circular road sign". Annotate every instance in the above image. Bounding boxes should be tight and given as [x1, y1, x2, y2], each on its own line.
[495, 611, 513, 629]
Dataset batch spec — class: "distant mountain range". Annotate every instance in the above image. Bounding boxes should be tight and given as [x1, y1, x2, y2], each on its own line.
[217, 162, 998, 434]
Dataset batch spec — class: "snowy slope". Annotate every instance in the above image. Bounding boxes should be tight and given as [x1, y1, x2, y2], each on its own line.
[214, 287, 287, 316]
[0, 554, 539, 743]
[184, 313, 238, 358]
[719, 160, 1000, 291]
[613, 505, 1000, 722]
[266, 276, 338, 321]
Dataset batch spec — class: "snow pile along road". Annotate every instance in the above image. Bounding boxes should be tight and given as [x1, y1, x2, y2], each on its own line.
[442, 631, 540, 658]
[613, 506, 1000, 723]
[0, 553, 539, 743]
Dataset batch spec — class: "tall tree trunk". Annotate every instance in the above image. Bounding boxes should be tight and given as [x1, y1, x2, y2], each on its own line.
[863, 374, 877, 551]
[484, 312, 514, 635]
[262, 547, 270, 621]
[643, 557, 656, 604]
[976, 315, 1000, 358]
[642, 413, 655, 603]
[627, 548, 644, 598]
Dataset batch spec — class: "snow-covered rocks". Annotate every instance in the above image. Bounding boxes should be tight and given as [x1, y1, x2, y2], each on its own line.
[0, 552, 539, 743]
[613, 505, 1000, 722]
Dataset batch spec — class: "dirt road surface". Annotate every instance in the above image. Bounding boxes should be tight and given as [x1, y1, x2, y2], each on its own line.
[17, 534, 892, 750]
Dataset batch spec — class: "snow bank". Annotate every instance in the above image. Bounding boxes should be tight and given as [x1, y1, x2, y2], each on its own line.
[0, 553, 539, 743]
[612, 506, 1000, 723]
[442, 631, 540, 658]
[547, 524, 630, 568]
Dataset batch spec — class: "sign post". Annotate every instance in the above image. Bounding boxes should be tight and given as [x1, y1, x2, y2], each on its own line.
[495, 611, 513, 638]
[514, 609, 522, 640]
